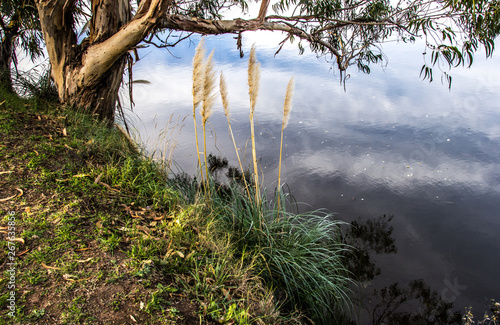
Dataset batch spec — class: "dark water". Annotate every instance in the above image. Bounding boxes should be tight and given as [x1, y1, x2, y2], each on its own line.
[127, 34, 500, 321]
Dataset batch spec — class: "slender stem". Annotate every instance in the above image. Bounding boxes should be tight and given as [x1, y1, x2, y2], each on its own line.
[250, 111, 260, 203]
[193, 111, 204, 185]
[277, 123, 285, 210]
[203, 121, 209, 190]
[227, 119, 252, 200]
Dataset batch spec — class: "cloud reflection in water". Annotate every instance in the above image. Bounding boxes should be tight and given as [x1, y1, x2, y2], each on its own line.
[128, 34, 500, 315]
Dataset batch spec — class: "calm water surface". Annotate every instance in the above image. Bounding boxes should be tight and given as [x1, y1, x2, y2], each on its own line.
[127, 34, 500, 319]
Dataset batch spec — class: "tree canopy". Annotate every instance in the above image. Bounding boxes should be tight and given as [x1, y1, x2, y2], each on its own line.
[23, 0, 500, 120]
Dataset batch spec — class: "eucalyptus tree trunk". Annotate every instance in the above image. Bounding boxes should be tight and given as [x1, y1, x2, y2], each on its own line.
[36, 0, 169, 121]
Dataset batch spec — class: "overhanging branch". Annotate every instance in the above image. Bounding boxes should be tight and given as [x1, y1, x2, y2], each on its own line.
[159, 14, 346, 70]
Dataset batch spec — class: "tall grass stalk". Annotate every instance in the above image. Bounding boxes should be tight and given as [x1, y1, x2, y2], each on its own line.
[220, 71, 252, 199]
[248, 45, 261, 203]
[201, 50, 217, 189]
[192, 39, 206, 185]
[277, 76, 294, 209]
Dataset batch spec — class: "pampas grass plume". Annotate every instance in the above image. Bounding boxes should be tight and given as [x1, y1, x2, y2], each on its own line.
[220, 72, 230, 118]
[282, 76, 294, 129]
[193, 39, 206, 110]
[248, 45, 260, 114]
[278, 76, 295, 208]
[201, 50, 216, 124]
[192, 39, 206, 184]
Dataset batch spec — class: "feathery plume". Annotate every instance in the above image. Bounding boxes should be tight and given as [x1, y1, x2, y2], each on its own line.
[248, 45, 260, 114]
[192, 38, 206, 110]
[282, 76, 294, 129]
[201, 50, 217, 188]
[192, 39, 206, 185]
[248, 45, 261, 202]
[278, 76, 295, 209]
[201, 50, 216, 125]
[220, 72, 230, 119]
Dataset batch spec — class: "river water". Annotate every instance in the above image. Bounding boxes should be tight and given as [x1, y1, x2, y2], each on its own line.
[126, 34, 500, 321]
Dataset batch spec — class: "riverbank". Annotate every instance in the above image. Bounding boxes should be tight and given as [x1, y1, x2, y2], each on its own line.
[0, 89, 272, 324]
[0, 87, 357, 324]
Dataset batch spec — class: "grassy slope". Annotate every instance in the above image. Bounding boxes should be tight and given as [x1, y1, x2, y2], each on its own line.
[0, 90, 278, 325]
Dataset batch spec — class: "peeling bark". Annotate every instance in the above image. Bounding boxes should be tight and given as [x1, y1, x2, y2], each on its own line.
[36, 0, 170, 121]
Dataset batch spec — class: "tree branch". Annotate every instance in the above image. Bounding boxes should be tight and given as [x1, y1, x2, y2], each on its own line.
[77, 0, 171, 88]
[159, 15, 346, 70]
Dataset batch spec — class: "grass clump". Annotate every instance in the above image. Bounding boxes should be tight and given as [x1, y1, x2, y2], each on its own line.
[215, 186, 353, 324]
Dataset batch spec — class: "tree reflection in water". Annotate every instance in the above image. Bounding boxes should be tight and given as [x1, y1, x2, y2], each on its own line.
[343, 214, 464, 324]
[199, 156, 498, 323]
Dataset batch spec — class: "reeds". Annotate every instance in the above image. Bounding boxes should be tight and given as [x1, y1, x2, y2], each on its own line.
[192, 40, 217, 190]
[192, 39, 206, 185]
[220, 71, 252, 199]
[184, 41, 354, 323]
[201, 50, 217, 188]
[248, 45, 261, 203]
[278, 76, 294, 194]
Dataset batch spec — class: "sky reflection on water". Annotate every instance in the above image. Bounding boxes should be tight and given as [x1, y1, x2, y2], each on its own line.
[128, 34, 500, 316]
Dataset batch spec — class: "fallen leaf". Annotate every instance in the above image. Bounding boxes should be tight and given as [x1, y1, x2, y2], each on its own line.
[186, 251, 196, 260]
[136, 225, 151, 235]
[0, 188, 23, 202]
[94, 172, 103, 184]
[0, 195, 15, 202]
[63, 274, 77, 280]
[11, 237, 25, 244]
[18, 249, 29, 256]
[130, 315, 137, 322]
[41, 263, 61, 270]
[77, 258, 93, 263]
